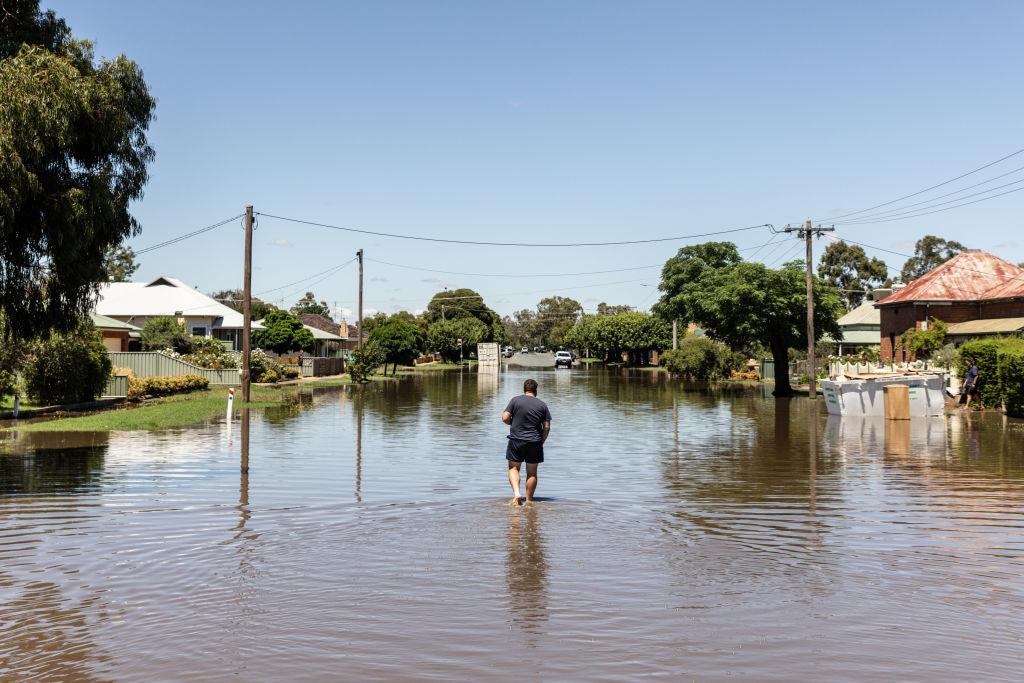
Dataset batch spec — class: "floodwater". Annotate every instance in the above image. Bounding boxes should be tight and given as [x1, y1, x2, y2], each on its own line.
[2, 369, 1024, 681]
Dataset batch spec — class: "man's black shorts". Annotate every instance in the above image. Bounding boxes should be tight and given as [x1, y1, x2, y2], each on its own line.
[506, 438, 544, 464]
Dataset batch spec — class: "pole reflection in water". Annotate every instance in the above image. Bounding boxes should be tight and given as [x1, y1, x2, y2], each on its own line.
[505, 504, 549, 641]
[354, 390, 363, 503]
[240, 408, 250, 474]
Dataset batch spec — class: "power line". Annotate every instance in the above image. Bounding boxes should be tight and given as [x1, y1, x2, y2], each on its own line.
[134, 214, 245, 255]
[814, 145, 1024, 222]
[256, 212, 772, 247]
[835, 183, 1024, 225]
[255, 258, 357, 297]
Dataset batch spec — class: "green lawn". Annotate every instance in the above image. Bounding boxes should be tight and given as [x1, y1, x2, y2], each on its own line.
[1, 395, 42, 411]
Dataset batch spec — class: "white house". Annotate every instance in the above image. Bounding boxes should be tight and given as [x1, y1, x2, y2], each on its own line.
[96, 276, 262, 350]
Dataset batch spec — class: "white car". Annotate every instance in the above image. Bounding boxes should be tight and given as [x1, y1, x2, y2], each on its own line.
[554, 351, 573, 368]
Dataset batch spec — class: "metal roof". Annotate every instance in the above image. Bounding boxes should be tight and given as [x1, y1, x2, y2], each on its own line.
[946, 317, 1024, 336]
[876, 250, 1024, 306]
[823, 329, 881, 345]
[304, 324, 344, 341]
[837, 299, 881, 327]
[96, 276, 261, 329]
[90, 312, 141, 331]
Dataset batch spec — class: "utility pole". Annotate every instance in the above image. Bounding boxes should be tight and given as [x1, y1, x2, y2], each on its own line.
[356, 249, 364, 348]
[783, 219, 834, 398]
[241, 205, 254, 402]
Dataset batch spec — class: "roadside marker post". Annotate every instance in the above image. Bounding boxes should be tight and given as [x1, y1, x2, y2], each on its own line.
[227, 387, 235, 423]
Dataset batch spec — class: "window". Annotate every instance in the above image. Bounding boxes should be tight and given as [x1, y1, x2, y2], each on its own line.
[191, 326, 207, 337]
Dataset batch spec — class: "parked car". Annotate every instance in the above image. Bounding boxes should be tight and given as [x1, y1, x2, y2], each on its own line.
[502, 347, 515, 358]
[521, 347, 530, 354]
[555, 351, 573, 368]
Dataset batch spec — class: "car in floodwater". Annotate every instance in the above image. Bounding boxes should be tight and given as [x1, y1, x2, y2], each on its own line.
[554, 350, 573, 368]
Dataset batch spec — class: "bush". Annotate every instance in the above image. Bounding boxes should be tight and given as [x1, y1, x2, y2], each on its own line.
[128, 373, 209, 399]
[282, 367, 300, 380]
[956, 339, 1003, 408]
[25, 323, 113, 405]
[348, 342, 386, 383]
[249, 348, 284, 383]
[662, 337, 740, 381]
[184, 336, 239, 369]
[998, 345, 1024, 418]
[141, 317, 192, 353]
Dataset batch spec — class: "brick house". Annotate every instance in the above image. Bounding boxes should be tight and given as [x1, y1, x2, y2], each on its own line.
[876, 250, 1024, 361]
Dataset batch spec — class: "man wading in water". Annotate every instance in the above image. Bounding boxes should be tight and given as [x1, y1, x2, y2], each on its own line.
[502, 378, 551, 506]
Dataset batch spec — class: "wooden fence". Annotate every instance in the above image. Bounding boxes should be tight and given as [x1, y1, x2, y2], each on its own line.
[108, 352, 241, 385]
[301, 356, 344, 377]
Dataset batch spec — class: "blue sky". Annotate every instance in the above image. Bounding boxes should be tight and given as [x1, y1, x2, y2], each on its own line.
[52, 1, 1024, 320]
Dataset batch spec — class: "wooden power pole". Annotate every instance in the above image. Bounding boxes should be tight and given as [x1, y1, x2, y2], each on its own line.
[356, 249, 364, 348]
[241, 205, 254, 402]
[783, 220, 834, 398]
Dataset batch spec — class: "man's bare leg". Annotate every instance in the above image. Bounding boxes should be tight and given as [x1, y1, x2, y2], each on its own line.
[525, 463, 539, 502]
[508, 461, 522, 504]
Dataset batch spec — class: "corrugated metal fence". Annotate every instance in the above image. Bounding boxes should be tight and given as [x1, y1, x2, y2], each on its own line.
[102, 375, 129, 398]
[108, 352, 241, 385]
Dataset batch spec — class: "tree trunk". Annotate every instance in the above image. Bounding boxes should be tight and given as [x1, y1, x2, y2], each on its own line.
[771, 341, 794, 397]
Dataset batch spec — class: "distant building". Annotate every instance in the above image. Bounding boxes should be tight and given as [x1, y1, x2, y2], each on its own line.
[875, 250, 1024, 361]
[827, 288, 891, 355]
[91, 313, 141, 352]
[96, 276, 263, 350]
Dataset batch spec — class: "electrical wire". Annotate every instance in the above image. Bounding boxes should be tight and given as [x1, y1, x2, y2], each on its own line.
[134, 214, 245, 255]
[814, 146, 1024, 222]
[834, 184, 1024, 225]
[255, 258, 357, 296]
[256, 212, 772, 247]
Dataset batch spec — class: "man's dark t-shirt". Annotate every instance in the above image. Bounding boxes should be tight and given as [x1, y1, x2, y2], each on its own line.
[966, 364, 980, 390]
[505, 394, 552, 443]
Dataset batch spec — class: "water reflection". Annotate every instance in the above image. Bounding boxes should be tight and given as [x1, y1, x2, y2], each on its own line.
[505, 504, 549, 639]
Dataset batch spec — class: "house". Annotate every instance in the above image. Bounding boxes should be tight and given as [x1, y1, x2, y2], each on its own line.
[91, 312, 141, 352]
[875, 250, 1024, 361]
[827, 288, 892, 355]
[305, 325, 345, 357]
[96, 276, 263, 350]
[299, 312, 366, 353]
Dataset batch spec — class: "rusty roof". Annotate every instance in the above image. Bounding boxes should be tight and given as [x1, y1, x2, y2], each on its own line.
[875, 250, 1024, 306]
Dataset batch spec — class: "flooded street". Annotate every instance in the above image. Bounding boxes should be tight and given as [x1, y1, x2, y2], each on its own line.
[3, 368, 1024, 681]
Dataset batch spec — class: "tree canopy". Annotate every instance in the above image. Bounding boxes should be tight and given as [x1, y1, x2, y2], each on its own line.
[534, 296, 583, 348]
[654, 241, 843, 395]
[424, 288, 503, 343]
[290, 291, 333, 321]
[563, 311, 671, 365]
[817, 240, 888, 310]
[900, 235, 965, 282]
[369, 317, 424, 374]
[1, 1, 155, 342]
[103, 245, 139, 282]
[596, 302, 634, 316]
[211, 289, 280, 320]
[253, 310, 314, 354]
[427, 317, 488, 362]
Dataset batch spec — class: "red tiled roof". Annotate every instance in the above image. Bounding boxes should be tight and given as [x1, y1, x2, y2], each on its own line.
[877, 250, 1024, 305]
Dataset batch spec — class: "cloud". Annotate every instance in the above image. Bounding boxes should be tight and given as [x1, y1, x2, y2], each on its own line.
[993, 241, 1019, 249]
[495, 298, 510, 304]
[269, 239, 294, 248]
[364, 308, 379, 316]
[891, 240, 915, 251]
[340, 307, 353, 318]
[414, 309, 424, 316]
[420, 277, 445, 285]
[370, 276, 389, 283]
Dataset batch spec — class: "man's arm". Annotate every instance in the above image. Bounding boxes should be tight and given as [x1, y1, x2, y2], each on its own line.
[502, 410, 512, 425]
[541, 420, 550, 444]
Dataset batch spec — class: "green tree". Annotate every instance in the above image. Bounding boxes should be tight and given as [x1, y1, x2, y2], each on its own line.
[290, 291, 333, 320]
[817, 240, 888, 310]
[0, 2, 155, 342]
[896, 318, 948, 361]
[253, 310, 315, 354]
[900, 235, 965, 282]
[563, 311, 670, 365]
[211, 289, 279, 320]
[103, 245, 138, 282]
[140, 316, 192, 353]
[535, 296, 583, 347]
[596, 302, 633, 316]
[503, 309, 537, 347]
[424, 288, 502, 342]
[370, 318, 423, 375]
[655, 242, 843, 396]
[426, 318, 487, 362]
[25, 320, 112, 405]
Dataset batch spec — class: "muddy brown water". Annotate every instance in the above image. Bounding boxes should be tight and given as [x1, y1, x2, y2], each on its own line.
[2, 368, 1024, 681]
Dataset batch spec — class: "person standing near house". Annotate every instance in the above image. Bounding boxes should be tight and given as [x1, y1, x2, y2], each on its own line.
[502, 378, 551, 505]
[962, 358, 981, 409]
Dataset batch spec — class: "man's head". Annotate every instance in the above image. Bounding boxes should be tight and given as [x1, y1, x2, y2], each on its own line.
[966, 358, 975, 366]
[524, 378, 538, 395]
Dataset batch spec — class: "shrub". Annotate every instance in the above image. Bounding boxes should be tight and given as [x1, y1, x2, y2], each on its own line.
[998, 345, 1024, 418]
[662, 337, 740, 381]
[141, 316, 192, 353]
[184, 336, 239, 369]
[249, 348, 284, 383]
[128, 373, 209, 399]
[955, 339, 1003, 408]
[347, 342, 386, 383]
[25, 323, 113, 405]
[282, 367, 300, 380]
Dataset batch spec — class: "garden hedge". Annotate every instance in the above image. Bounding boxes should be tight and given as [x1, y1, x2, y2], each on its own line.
[955, 339, 1004, 408]
[956, 337, 1024, 414]
[128, 374, 209, 399]
[997, 344, 1024, 418]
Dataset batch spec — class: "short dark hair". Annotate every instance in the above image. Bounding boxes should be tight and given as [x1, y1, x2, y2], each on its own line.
[524, 379, 538, 394]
